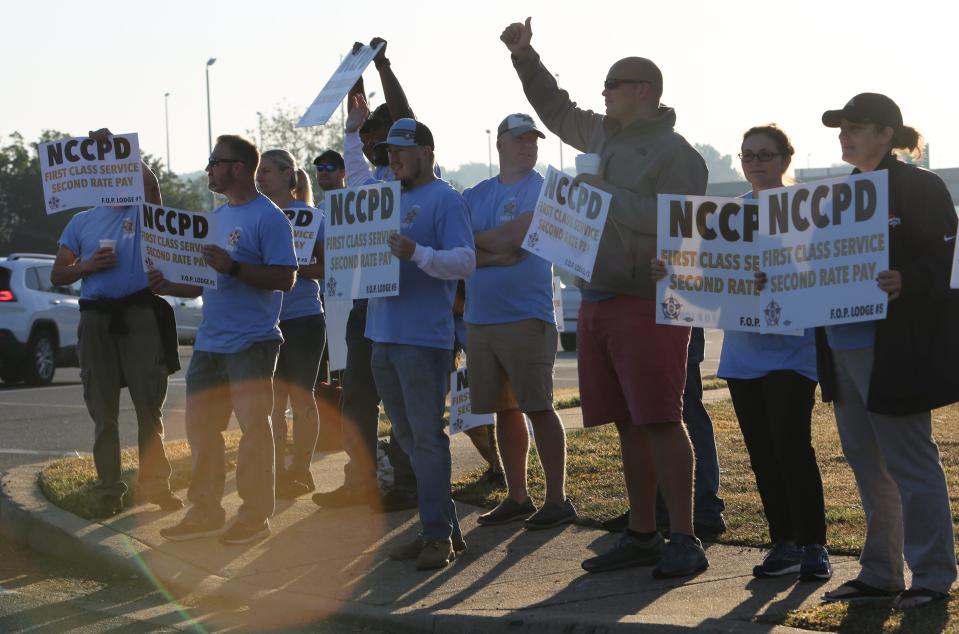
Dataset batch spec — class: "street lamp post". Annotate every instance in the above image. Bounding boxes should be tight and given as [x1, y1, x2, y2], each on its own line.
[163, 92, 171, 174]
[205, 57, 217, 209]
[486, 129, 492, 178]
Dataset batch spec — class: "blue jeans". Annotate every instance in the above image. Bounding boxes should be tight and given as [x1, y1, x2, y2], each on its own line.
[371, 343, 460, 541]
[185, 340, 280, 528]
[273, 314, 326, 474]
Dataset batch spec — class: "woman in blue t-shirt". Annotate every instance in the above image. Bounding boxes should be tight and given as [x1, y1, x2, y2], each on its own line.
[653, 125, 830, 582]
[257, 149, 327, 499]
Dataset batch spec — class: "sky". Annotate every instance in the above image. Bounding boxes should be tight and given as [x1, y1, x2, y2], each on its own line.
[3, 1, 957, 178]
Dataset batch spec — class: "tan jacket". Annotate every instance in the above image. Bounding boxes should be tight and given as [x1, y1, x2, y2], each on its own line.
[514, 51, 708, 298]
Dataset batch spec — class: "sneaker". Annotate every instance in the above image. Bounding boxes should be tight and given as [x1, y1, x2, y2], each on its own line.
[416, 538, 455, 570]
[277, 471, 315, 500]
[799, 544, 833, 581]
[377, 488, 419, 513]
[477, 497, 536, 526]
[600, 510, 629, 533]
[389, 534, 467, 561]
[160, 518, 225, 542]
[312, 484, 375, 508]
[523, 498, 577, 530]
[753, 542, 803, 578]
[582, 531, 665, 573]
[146, 491, 185, 511]
[218, 521, 270, 546]
[652, 533, 709, 578]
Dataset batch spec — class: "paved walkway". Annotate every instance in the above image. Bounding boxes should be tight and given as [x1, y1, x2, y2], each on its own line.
[0, 397, 858, 632]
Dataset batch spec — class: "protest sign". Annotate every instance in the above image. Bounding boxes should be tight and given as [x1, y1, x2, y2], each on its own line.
[522, 166, 611, 281]
[324, 181, 401, 299]
[757, 171, 889, 332]
[656, 195, 763, 331]
[449, 365, 494, 435]
[552, 275, 565, 332]
[140, 204, 219, 289]
[282, 206, 324, 265]
[40, 133, 145, 214]
[324, 298, 351, 372]
[297, 43, 385, 128]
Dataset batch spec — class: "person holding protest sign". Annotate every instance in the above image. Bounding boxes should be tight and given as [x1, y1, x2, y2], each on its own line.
[652, 125, 831, 581]
[50, 129, 181, 518]
[313, 53, 423, 512]
[256, 149, 326, 499]
[310, 149, 344, 384]
[811, 94, 958, 608]
[463, 113, 574, 529]
[368, 118, 475, 570]
[501, 18, 708, 577]
[154, 135, 297, 545]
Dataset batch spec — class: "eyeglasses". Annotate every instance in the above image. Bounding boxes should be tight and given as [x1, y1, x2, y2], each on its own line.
[738, 150, 781, 163]
[207, 156, 243, 168]
[314, 163, 340, 173]
[603, 78, 652, 90]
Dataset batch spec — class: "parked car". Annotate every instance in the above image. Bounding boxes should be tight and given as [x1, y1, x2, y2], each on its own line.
[0, 254, 80, 385]
[559, 279, 581, 352]
[162, 295, 203, 345]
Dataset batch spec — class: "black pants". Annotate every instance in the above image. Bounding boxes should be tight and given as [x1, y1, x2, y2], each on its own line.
[727, 371, 826, 546]
[341, 301, 415, 491]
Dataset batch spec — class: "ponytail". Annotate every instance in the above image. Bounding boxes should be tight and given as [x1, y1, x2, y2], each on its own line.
[892, 125, 924, 162]
[294, 168, 314, 206]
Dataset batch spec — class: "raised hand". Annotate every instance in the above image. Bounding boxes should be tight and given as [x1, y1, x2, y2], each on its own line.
[500, 17, 533, 59]
[345, 93, 370, 133]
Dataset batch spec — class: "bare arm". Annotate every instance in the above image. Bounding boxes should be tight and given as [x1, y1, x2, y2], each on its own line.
[370, 38, 415, 120]
[474, 211, 533, 254]
[147, 270, 202, 298]
[297, 240, 325, 279]
[51, 245, 115, 286]
[202, 245, 295, 291]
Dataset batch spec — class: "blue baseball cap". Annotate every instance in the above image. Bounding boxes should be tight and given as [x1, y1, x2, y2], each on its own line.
[375, 118, 435, 150]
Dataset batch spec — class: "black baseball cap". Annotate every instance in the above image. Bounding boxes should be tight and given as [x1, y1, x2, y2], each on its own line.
[313, 150, 344, 169]
[359, 104, 393, 134]
[822, 93, 903, 130]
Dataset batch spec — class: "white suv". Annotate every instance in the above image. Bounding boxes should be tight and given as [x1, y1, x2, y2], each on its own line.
[0, 254, 81, 385]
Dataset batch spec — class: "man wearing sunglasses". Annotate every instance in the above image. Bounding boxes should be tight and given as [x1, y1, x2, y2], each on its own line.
[501, 17, 709, 579]
[151, 134, 297, 546]
[312, 150, 345, 193]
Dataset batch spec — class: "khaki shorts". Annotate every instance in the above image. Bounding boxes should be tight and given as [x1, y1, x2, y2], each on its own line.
[466, 319, 557, 414]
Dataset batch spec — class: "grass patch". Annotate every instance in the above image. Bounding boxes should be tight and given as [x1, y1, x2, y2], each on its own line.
[763, 593, 959, 632]
[40, 431, 242, 520]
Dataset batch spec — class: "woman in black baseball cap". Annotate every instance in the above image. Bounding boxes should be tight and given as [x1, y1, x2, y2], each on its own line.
[817, 94, 959, 609]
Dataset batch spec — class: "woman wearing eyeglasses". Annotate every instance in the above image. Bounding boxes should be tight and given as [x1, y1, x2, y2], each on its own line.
[814, 94, 958, 609]
[652, 124, 830, 582]
[256, 149, 327, 499]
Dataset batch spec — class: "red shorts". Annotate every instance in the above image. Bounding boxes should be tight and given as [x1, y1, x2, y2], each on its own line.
[577, 296, 690, 427]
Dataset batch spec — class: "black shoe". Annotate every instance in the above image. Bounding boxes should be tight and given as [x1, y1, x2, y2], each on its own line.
[582, 531, 665, 573]
[477, 497, 536, 526]
[753, 542, 803, 578]
[600, 510, 629, 533]
[652, 533, 709, 578]
[378, 489, 418, 513]
[218, 521, 270, 546]
[277, 471, 315, 500]
[523, 498, 577, 530]
[799, 544, 833, 582]
[312, 484, 376, 508]
[160, 518, 225, 542]
[146, 491, 184, 511]
[90, 496, 123, 518]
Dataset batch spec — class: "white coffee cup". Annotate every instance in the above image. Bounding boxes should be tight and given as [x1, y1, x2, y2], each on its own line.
[575, 153, 601, 176]
[99, 239, 117, 252]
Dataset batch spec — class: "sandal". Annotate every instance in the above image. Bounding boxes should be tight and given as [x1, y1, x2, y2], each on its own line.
[892, 587, 950, 610]
[822, 579, 896, 602]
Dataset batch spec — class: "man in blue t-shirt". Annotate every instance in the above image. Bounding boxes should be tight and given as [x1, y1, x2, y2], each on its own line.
[464, 114, 576, 530]
[151, 135, 297, 546]
[50, 129, 181, 518]
[365, 118, 476, 570]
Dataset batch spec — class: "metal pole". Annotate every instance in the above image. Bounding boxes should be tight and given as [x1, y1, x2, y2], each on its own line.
[205, 58, 217, 209]
[488, 136, 493, 177]
[164, 92, 171, 173]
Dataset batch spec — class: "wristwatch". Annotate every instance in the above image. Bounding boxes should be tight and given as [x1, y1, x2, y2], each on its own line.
[228, 259, 241, 277]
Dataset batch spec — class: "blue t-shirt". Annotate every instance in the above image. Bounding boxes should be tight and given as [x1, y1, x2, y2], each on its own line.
[365, 179, 475, 350]
[59, 205, 148, 300]
[280, 200, 324, 321]
[463, 171, 554, 325]
[718, 329, 818, 381]
[825, 322, 876, 351]
[196, 194, 297, 354]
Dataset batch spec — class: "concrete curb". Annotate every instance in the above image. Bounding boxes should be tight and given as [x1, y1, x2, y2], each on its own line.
[0, 461, 812, 633]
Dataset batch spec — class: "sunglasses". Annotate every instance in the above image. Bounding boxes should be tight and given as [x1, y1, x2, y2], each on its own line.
[207, 156, 243, 168]
[603, 78, 652, 90]
[738, 151, 781, 163]
[314, 163, 341, 173]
